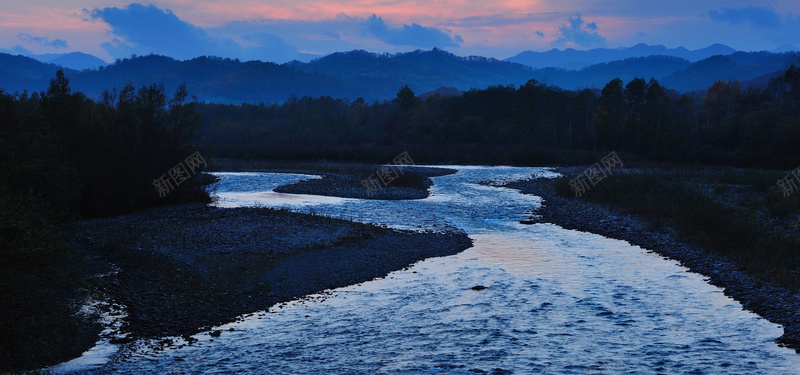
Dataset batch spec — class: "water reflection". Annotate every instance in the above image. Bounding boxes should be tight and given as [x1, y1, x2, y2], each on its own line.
[55, 166, 800, 374]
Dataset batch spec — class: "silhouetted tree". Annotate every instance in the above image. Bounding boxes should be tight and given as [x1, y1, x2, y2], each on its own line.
[394, 85, 421, 111]
[642, 79, 670, 155]
[595, 78, 624, 150]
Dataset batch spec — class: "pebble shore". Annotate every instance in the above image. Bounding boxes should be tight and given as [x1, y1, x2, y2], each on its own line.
[65, 202, 472, 347]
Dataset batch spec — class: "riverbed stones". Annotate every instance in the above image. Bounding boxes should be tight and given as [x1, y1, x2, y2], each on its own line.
[63, 203, 472, 345]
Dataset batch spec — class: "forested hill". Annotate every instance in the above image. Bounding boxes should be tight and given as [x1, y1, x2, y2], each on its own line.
[293, 48, 535, 98]
[0, 54, 360, 104]
[505, 43, 738, 70]
[1, 49, 799, 103]
[0, 50, 535, 103]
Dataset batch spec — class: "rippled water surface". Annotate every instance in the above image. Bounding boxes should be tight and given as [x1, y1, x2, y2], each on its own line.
[57, 167, 800, 374]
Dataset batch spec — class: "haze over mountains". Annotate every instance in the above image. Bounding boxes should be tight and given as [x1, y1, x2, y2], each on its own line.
[505, 43, 740, 70]
[1, 44, 798, 103]
[0, 46, 108, 71]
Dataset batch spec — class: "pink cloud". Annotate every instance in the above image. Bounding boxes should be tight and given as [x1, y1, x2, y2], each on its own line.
[156, 0, 551, 27]
[1, 0, 797, 61]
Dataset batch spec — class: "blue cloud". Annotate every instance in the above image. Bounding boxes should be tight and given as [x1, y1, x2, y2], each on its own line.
[708, 6, 781, 30]
[89, 3, 216, 60]
[88, 3, 298, 62]
[535, 31, 545, 38]
[212, 16, 370, 58]
[17, 33, 68, 49]
[364, 14, 462, 48]
[551, 14, 606, 48]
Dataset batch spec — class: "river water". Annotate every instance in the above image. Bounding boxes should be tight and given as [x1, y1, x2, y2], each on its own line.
[54, 166, 800, 374]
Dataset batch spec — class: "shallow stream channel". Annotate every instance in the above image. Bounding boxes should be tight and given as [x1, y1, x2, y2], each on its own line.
[53, 167, 800, 374]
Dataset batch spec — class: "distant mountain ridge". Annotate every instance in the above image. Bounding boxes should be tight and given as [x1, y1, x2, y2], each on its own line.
[523, 52, 800, 91]
[506, 43, 738, 70]
[661, 53, 800, 91]
[1, 46, 799, 103]
[0, 47, 107, 70]
[41, 52, 108, 70]
[526, 55, 691, 90]
[295, 48, 534, 97]
[0, 49, 537, 103]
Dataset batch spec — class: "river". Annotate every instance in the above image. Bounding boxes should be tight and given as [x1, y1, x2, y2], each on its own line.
[54, 166, 800, 374]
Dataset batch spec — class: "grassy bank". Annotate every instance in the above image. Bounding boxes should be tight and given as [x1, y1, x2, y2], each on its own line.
[553, 165, 800, 289]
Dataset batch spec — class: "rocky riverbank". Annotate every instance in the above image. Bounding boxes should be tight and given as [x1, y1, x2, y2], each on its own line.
[61, 203, 472, 355]
[500, 167, 800, 352]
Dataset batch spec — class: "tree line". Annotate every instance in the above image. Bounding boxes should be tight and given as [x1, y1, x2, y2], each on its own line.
[1, 70, 206, 224]
[3, 65, 799, 224]
[196, 65, 800, 169]
[0, 70, 211, 371]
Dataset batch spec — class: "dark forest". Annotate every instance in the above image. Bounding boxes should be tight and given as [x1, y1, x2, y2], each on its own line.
[198, 65, 800, 169]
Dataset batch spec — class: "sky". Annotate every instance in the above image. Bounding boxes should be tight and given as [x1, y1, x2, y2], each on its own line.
[1, 1, 799, 63]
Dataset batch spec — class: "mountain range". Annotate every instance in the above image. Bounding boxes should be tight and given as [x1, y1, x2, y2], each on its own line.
[505, 43, 740, 70]
[0, 46, 107, 70]
[1, 44, 799, 103]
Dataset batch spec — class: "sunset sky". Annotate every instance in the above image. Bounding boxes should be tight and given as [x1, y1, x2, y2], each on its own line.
[2, 1, 799, 63]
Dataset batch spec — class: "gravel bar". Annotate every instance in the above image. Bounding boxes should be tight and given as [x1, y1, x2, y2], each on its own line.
[64, 203, 472, 345]
[273, 166, 457, 200]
